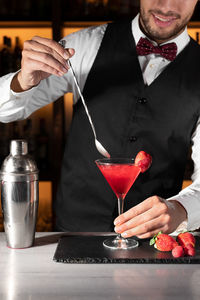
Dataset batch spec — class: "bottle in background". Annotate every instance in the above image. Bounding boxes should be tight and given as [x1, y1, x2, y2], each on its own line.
[13, 36, 22, 71]
[83, 0, 91, 18]
[95, 0, 107, 19]
[23, 118, 36, 157]
[36, 118, 49, 171]
[6, 37, 13, 73]
[196, 32, 199, 44]
[1, 35, 10, 76]
[0, 123, 9, 165]
[107, 0, 120, 19]
[120, 0, 131, 16]
[0, 44, 2, 76]
[35, 0, 50, 20]
[129, 0, 140, 16]
[0, 0, 9, 16]
[11, 121, 21, 139]
[21, 0, 32, 17]
[63, 0, 84, 20]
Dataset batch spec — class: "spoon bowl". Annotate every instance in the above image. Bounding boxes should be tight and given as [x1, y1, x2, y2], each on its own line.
[95, 139, 110, 158]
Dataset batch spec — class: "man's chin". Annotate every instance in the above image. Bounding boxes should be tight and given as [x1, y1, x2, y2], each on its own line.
[146, 26, 179, 43]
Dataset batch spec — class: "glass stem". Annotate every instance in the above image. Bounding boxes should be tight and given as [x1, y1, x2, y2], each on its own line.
[117, 195, 124, 239]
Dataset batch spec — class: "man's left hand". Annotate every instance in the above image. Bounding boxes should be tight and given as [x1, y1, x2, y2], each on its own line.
[114, 196, 187, 239]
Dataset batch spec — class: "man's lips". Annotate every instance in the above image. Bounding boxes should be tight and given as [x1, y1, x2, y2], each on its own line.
[152, 13, 177, 28]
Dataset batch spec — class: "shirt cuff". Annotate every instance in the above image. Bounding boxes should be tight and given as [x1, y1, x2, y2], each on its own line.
[10, 78, 38, 99]
[10, 87, 37, 98]
[167, 193, 200, 232]
[0, 72, 16, 107]
[0, 71, 37, 108]
[174, 220, 188, 232]
[0, 72, 40, 122]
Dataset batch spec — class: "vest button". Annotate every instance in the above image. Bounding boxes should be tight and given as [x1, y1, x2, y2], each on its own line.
[138, 97, 147, 104]
[129, 136, 137, 142]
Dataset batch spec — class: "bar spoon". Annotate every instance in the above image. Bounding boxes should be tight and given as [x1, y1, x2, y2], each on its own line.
[59, 39, 110, 158]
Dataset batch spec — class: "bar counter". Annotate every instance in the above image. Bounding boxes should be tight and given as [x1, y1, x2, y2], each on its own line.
[0, 232, 200, 300]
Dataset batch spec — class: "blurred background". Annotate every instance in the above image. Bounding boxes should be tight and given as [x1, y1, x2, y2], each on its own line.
[0, 0, 140, 21]
[0, 0, 198, 231]
[0, 0, 200, 22]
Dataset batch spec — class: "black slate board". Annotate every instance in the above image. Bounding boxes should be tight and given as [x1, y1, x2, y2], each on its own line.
[53, 235, 200, 264]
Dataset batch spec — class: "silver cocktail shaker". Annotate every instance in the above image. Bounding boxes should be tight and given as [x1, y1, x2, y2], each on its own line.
[0, 140, 39, 248]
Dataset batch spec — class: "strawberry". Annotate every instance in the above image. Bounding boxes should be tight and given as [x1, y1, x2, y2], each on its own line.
[184, 244, 196, 257]
[172, 245, 185, 258]
[150, 232, 178, 252]
[177, 232, 196, 248]
[135, 151, 152, 173]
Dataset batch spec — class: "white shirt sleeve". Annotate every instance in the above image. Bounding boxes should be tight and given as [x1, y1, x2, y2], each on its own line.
[167, 116, 200, 231]
[0, 71, 72, 122]
[0, 24, 107, 123]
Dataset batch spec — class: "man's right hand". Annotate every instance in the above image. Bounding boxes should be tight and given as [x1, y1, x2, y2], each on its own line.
[11, 36, 75, 92]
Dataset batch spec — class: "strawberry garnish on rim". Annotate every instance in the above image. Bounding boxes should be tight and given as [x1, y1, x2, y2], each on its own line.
[135, 151, 152, 173]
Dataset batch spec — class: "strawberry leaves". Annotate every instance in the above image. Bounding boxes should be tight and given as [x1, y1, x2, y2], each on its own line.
[149, 231, 162, 246]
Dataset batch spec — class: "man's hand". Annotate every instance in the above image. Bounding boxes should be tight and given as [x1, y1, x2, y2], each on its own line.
[11, 36, 75, 92]
[114, 196, 187, 239]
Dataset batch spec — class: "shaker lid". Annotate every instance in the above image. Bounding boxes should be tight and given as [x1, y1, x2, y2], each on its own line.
[0, 140, 38, 181]
[10, 139, 28, 156]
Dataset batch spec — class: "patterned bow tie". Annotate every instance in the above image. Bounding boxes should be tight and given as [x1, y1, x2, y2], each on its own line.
[136, 37, 177, 61]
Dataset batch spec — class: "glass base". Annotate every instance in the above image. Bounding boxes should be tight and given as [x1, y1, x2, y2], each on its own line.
[103, 235, 139, 250]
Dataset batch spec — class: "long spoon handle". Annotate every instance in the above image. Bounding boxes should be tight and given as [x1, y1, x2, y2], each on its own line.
[59, 40, 97, 139]
[68, 60, 97, 140]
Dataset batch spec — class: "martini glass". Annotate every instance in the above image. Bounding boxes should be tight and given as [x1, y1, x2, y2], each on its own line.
[95, 158, 141, 250]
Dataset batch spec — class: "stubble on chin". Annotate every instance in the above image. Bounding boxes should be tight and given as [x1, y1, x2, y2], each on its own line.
[139, 8, 190, 43]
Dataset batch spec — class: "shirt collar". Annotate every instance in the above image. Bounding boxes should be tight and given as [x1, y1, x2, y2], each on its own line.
[132, 13, 190, 56]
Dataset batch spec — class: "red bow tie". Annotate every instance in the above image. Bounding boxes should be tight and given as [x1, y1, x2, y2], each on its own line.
[136, 37, 177, 61]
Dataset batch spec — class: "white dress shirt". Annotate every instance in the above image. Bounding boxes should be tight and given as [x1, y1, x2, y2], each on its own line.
[0, 14, 200, 231]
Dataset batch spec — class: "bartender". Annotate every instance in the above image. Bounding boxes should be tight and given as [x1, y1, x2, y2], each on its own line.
[0, 0, 200, 238]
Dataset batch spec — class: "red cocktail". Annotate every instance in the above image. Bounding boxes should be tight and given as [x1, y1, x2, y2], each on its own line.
[97, 162, 140, 200]
[95, 158, 141, 249]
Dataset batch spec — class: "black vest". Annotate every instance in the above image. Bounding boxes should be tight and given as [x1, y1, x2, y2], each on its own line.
[55, 21, 200, 232]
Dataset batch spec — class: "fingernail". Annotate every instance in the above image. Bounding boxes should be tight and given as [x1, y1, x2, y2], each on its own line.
[68, 48, 74, 55]
[62, 67, 68, 73]
[121, 232, 128, 237]
[115, 226, 123, 233]
[114, 219, 120, 226]
[58, 72, 64, 77]
[65, 61, 70, 69]
[64, 52, 69, 59]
